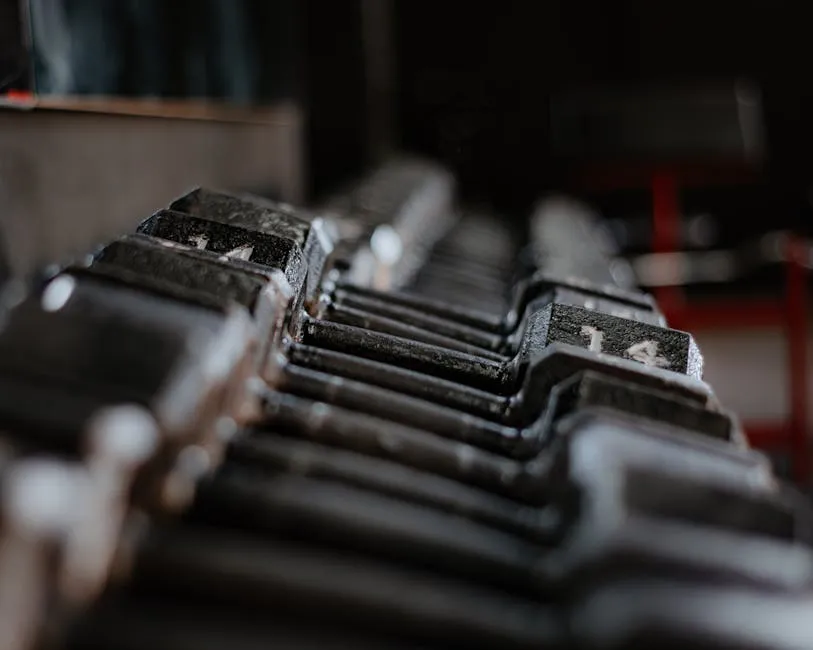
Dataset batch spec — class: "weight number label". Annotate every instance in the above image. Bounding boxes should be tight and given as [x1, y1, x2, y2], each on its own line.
[221, 244, 254, 261]
[580, 326, 671, 369]
[188, 234, 209, 250]
[187, 233, 254, 261]
[580, 325, 604, 352]
[625, 340, 671, 368]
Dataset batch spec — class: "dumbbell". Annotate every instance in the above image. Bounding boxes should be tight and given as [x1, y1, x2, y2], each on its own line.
[326, 271, 663, 354]
[170, 413, 795, 610]
[146, 185, 659, 362]
[538, 411, 811, 590]
[0, 271, 257, 509]
[400, 196, 622, 312]
[405, 216, 519, 312]
[175, 403, 771, 592]
[141, 184, 657, 373]
[78, 233, 293, 391]
[130, 200, 708, 416]
[252, 386, 742, 505]
[70, 565, 813, 650]
[68, 526, 564, 650]
[0, 269, 273, 641]
[572, 579, 813, 650]
[295, 299, 697, 396]
[224, 404, 760, 543]
[104, 240, 720, 466]
[326, 195, 652, 344]
[319, 157, 457, 291]
[68, 417, 795, 650]
[119, 184, 754, 522]
[39, 184, 804, 650]
[119, 191, 744, 512]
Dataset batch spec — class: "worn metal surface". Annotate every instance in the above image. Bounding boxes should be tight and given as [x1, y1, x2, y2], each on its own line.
[0, 158, 807, 650]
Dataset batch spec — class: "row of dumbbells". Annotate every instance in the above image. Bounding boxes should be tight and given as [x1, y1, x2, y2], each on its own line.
[0, 158, 810, 649]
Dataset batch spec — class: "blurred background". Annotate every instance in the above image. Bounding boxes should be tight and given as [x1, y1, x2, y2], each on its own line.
[0, 0, 811, 481]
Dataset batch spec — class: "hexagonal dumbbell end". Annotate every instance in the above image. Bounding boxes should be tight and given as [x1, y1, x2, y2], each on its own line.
[518, 302, 703, 379]
[169, 188, 335, 303]
[543, 370, 739, 445]
[536, 413, 813, 592]
[88, 234, 294, 371]
[137, 209, 307, 297]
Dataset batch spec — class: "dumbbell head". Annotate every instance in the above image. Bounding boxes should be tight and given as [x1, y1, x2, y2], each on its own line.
[325, 158, 457, 291]
[137, 210, 307, 298]
[530, 196, 630, 288]
[86, 234, 293, 367]
[518, 303, 701, 377]
[169, 188, 335, 303]
[0, 273, 254, 510]
[574, 580, 813, 650]
[502, 285, 665, 354]
[538, 370, 738, 447]
[538, 286, 665, 326]
[538, 412, 813, 591]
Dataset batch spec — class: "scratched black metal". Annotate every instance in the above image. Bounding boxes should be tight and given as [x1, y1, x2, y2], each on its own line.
[279, 364, 515, 454]
[333, 287, 504, 350]
[93, 238, 267, 313]
[538, 303, 699, 377]
[300, 318, 509, 393]
[287, 342, 507, 418]
[545, 287, 664, 326]
[171, 188, 312, 247]
[0, 291, 189, 407]
[137, 209, 305, 292]
[257, 391, 523, 499]
[548, 370, 734, 443]
[509, 345, 711, 427]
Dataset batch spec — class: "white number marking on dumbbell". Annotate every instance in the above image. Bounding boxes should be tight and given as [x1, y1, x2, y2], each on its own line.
[220, 244, 254, 261]
[188, 234, 209, 250]
[625, 340, 670, 368]
[580, 325, 604, 352]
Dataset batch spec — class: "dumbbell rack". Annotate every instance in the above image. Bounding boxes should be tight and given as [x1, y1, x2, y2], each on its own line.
[1, 159, 812, 649]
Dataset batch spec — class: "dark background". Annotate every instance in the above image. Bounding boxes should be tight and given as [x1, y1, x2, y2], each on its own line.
[6, 0, 813, 229]
[391, 1, 813, 222]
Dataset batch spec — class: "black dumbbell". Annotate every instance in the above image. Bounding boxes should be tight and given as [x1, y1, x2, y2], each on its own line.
[129, 199, 697, 418]
[572, 579, 813, 650]
[0, 273, 255, 510]
[327, 194, 653, 341]
[162, 414, 774, 604]
[271, 344, 713, 458]
[131, 188, 739, 481]
[537, 411, 810, 591]
[108, 521, 564, 650]
[168, 188, 335, 306]
[320, 158, 457, 291]
[150, 189, 664, 383]
[297, 301, 699, 395]
[254, 388, 761, 515]
[67, 594, 437, 650]
[81, 233, 292, 380]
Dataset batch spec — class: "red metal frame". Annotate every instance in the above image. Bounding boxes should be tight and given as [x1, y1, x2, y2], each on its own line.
[651, 172, 810, 482]
[786, 237, 809, 481]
